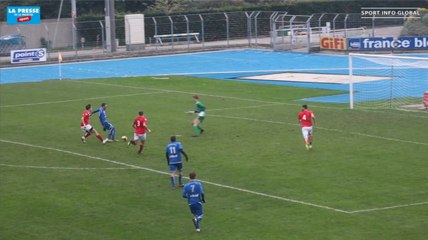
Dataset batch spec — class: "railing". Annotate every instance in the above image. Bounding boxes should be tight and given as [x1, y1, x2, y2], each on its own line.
[0, 11, 414, 64]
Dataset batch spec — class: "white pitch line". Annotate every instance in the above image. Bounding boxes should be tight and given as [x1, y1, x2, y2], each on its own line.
[349, 202, 428, 214]
[2, 80, 427, 146]
[71, 80, 428, 119]
[0, 91, 171, 108]
[196, 179, 350, 214]
[209, 114, 428, 146]
[0, 163, 134, 170]
[1, 139, 426, 214]
[4, 79, 427, 122]
[208, 103, 286, 112]
[0, 139, 169, 175]
[0, 138, 349, 214]
[347, 131, 428, 146]
[140, 67, 401, 77]
[71, 80, 286, 104]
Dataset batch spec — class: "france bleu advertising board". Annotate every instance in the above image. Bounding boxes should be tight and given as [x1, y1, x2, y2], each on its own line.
[11, 48, 47, 64]
[348, 36, 428, 50]
[7, 6, 40, 25]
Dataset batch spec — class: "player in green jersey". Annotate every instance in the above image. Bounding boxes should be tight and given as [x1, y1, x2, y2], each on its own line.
[187, 95, 205, 137]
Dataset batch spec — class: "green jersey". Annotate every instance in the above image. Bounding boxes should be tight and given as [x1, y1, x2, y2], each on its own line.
[195, 101, 206, 121]
[195, 101, 206, 113]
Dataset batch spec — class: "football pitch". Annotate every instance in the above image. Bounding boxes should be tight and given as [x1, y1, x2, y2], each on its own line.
[1, 76, 427, 239]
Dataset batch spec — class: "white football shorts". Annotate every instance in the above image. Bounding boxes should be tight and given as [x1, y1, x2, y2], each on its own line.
[133, 133, 147, 141]
[81, 124, 93, 133]
[301, 126, 313, 139]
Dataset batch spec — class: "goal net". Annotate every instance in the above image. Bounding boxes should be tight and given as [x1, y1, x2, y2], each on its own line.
[349, 53, 428, 110]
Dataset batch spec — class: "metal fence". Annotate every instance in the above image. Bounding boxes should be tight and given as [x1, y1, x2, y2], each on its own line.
[0, 11, 412, 64]
[271, 12, 409, 51]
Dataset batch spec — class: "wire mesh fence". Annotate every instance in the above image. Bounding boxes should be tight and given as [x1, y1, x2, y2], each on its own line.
[0, 11, 416, 64]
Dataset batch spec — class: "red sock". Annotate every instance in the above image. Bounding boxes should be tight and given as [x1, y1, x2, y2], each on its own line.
[96, 134, 103, 142]
[138, 144, 144, 153]
[131, 140, 136, 145]
[84, 132, 91, 138]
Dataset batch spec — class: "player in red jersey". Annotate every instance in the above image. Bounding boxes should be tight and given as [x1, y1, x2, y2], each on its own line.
[298, 104, 316, 150]
[80, 104, 107, 144]
[128, 111, 151, 154]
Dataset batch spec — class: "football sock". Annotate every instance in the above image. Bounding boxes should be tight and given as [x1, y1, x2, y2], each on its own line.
[197, 126, 204, 134]
[178, 174, 183, 185]
[170, 176, 175, 187]
[138, 144, 144, 153]
[193, 126, 200, 135]
[84, 132, 91, 138]
[96, 134, 103, 142]
[109, 127, 116, 140]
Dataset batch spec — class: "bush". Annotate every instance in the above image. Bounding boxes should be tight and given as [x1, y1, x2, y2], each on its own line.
[401, 10, 428, 36]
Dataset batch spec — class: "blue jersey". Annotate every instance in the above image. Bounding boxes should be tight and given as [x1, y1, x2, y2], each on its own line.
[182, 180, 204, 205]
[166, 141, 184, 164]
[97, 107, 108, 124]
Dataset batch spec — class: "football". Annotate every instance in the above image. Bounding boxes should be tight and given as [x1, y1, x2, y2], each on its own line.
[121, 136, 128, 142]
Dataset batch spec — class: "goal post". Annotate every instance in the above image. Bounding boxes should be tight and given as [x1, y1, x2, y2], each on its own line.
[348, 53, 428, 110]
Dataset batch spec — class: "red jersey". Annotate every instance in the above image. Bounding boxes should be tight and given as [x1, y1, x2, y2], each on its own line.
[133, 116, 148, 134]
[81, 110, 91, 126]
[298, 110, 314, 127]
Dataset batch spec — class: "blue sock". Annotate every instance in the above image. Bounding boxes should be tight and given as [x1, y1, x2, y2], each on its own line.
[170, 176, 175, 187]
[109, 127, 115, 140]
[178, 174, 183, 185]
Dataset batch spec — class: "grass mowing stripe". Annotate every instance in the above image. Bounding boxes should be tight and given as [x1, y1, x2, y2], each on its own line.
[0, 138, 350, 214]
[0, 163, 135, 170]
[71, 79, 428, 119]
[208, 103, 287, 112]
[1, 139, 426, 214]
[4, 79, 427, 122]
[209, 114, 428, 146]
[0, 91, 172, 108]
[69, 80, 303, 105]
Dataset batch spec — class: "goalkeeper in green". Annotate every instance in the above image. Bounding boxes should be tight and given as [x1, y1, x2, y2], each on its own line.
[187, 95, 206, 137]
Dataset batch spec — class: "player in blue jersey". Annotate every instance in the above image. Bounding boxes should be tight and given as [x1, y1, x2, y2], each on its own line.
[166, 135, 189, 188]
[182, 171, 205, 232]
[92, 103, 116, 142]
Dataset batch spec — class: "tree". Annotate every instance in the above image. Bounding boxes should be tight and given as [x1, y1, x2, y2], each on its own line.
[401, 9, 428, 37]
[146, 0, 191, 15]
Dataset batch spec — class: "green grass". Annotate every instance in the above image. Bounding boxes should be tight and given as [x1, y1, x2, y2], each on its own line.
[1, 76, 427, 240]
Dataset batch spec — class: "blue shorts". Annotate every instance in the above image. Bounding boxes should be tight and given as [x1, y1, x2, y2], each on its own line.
[169, 163, 183, 172]
[102, 122, 113, 130]
[189, 203, 203, 217]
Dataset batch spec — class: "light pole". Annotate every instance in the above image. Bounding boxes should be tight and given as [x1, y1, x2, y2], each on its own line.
[105, 0, 116, 52]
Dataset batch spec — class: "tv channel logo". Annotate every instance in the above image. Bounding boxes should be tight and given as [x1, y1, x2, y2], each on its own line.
[7, 6, 40, 25]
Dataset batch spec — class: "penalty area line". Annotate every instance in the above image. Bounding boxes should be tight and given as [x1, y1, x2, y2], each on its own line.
[349, 202, 428, 214]
[0, 163, 135, 170]
[0, 138, 349, 214]
[209, 114, 428, 146]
